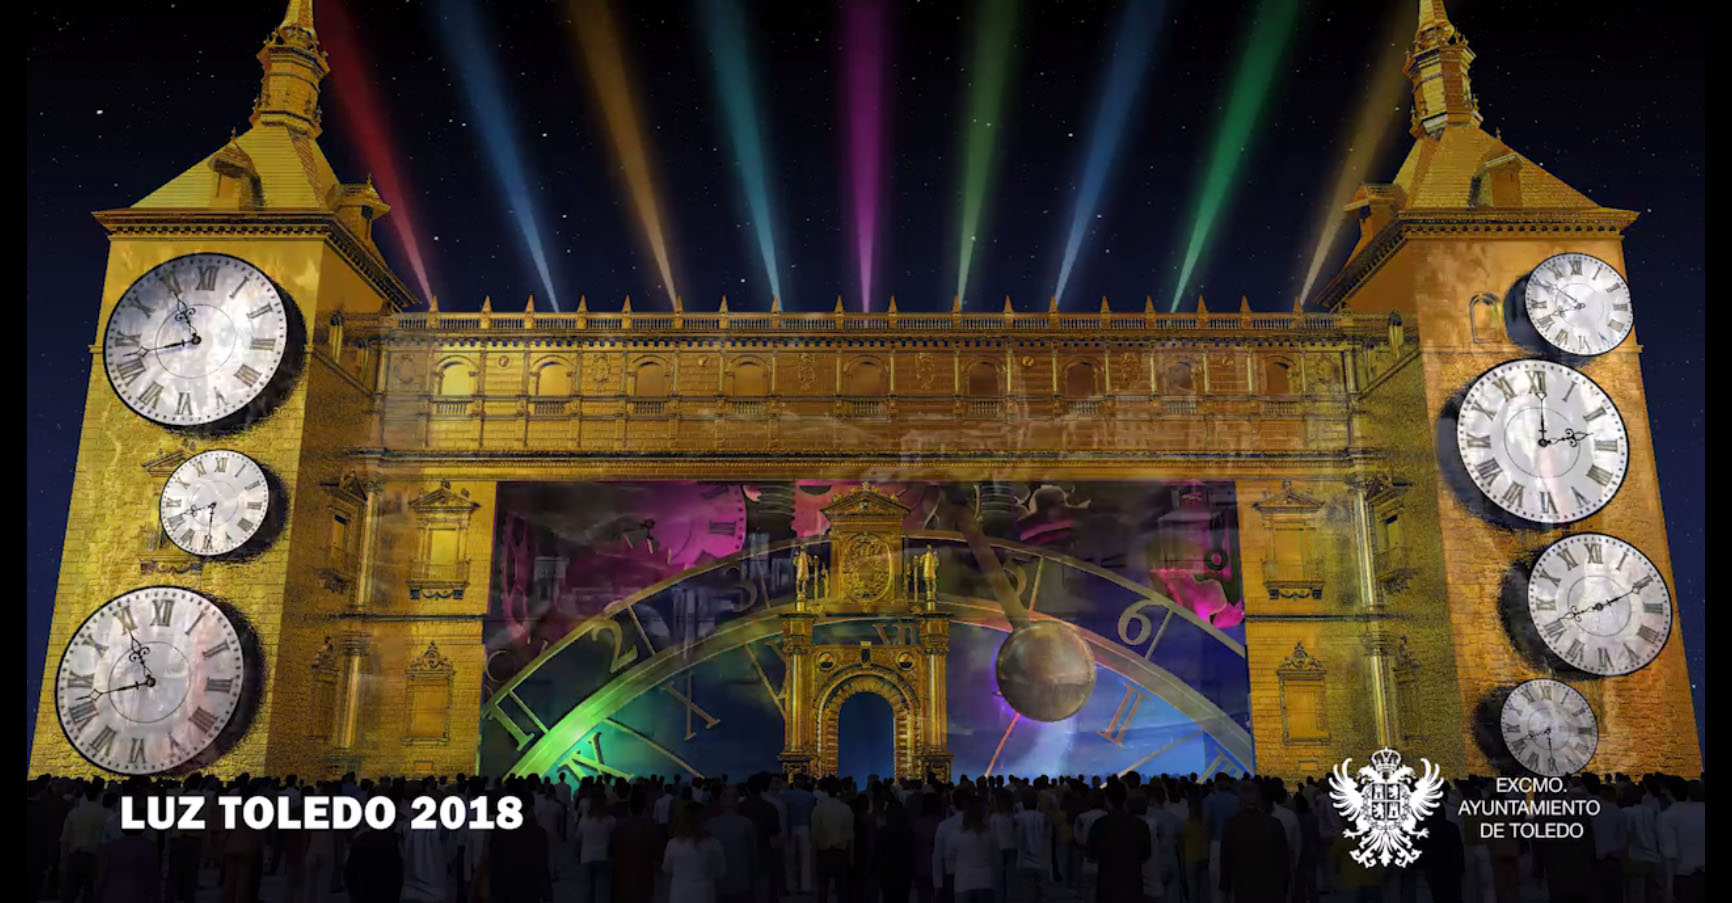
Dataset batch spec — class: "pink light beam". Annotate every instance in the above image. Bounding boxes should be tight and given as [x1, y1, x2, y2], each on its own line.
[844, 1, 887, 312]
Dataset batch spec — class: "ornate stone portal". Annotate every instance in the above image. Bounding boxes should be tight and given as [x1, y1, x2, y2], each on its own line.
[778, 487, 953, 780]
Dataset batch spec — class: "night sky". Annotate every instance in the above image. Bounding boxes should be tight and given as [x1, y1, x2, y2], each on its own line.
[27, 0, 1705, 761]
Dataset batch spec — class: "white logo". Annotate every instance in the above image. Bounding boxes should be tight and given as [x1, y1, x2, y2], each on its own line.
[1328, 747, 1445, 867]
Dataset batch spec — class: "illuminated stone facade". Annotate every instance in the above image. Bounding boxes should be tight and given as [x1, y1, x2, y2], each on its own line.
[28, 0, 1701, 779]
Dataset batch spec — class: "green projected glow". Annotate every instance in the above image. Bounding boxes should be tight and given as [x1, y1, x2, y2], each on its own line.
[1168, 0, 1301, 311]
[955, 0, 1020, 302]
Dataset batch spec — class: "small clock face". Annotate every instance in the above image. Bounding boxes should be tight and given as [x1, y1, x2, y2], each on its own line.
[55, 587, 249, 775]
[159, 450, 272, 557]
[103, 253, 290, 427]
[1525, 253, 1632, 356]
[1528, 534, 1671, 675]
[1456, 360, 1629, 524]
[1500, 678, 1598, 777]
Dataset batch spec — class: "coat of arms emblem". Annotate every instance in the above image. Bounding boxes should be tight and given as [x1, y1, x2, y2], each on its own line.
[1328, 747, 1446, 867]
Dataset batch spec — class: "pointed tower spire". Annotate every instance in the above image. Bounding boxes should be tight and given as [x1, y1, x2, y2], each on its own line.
[525, 293, 536, 312]
[952, 295, 963, 313]
[770, 295, 782, 313]
[1405, 0, 1482, 138]
[576, 295, 588, 312]
[427, 294, 440, 313]
[834, 296, 846, 313]
[718, 295, 729, 313]
[1239, 296, 1251, 313]
[621, 295, 633, 313]
[251, 0, 329, 137]
[1047, 296, 1059, 313]
[1144, 296, 1156, 314]
[480, 295, 492, 313]
[1196, 294, 1209, 315]
[1099, 296, 1111, 314]
[673, 295, 684, 312]
[1002, 296, 1013, 314]
[887, 296, 898, 313]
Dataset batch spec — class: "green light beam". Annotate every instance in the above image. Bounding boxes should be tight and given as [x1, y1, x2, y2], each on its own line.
[955, 0, 1020, 303]
[1168, 0, 1302, 311]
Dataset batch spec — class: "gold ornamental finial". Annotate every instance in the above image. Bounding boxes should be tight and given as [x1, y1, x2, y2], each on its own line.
[835, 295, 845, 313]
[1240, 295, 1251, 313]
[1405, 0, 1482, 138]
[427, 294, 439, 312]
[674, 295, 684, 313]
[1099, 296, 1110, 314]
[952, 294, 963, 313]
[525, 293, 536, 313]
[1047, 296, 1058, 313]
[1003, 296, 1012, 313]
[1144, 296, 1155, 314]
[771, 295, 782, 313]
[1196, 294, 1208, 315]
[251, 0, 329, 137]
[481, 295, 492, 313]
[718, 295, 729, 312]
[576, 295, 588, 312]
[887, 296, 898, 313]
[621, 294, 633, 313]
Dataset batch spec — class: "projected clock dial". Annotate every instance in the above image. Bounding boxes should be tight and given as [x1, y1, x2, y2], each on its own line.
[1525, 252, 1632, 356]
[1527, 534, 1670, 676]
[1500, 678, 1597, 777]
[103, 253, 290, 427]
[1456, 359, 1628, 523]
[159, 450, 272, 557]
[55, 587, 250, 775]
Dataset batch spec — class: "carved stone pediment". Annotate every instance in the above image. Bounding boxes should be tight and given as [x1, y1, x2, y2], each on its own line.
[822, 485, 911, 519]
[409, 481, 480, 515]
[1252, 481, 1326, 515]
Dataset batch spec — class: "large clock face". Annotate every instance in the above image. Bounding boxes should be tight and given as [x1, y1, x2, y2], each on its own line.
[55, 587, 250, 775]
[1456, 360, 1628, 524]
[1524, 253, 1632, 356]
[159, 450, 272, 557]
[103, 253, 290, 427]
[1500, 678, 1598, 777]
[1528, 534, 1671, 676]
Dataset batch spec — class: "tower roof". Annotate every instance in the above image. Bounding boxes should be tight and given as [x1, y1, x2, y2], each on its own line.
[131, 0, 338, 210]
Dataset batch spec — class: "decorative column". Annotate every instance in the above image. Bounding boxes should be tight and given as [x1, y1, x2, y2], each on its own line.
[916, 607, 953, 781]
[777, 603, 817, 779]
[1346, 475, 1397, 748]
[335, 631, 371, 751]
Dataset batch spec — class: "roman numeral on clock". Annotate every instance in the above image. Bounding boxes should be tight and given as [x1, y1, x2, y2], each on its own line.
[88, 725, 118, 757]
[1538, 492, 1558, 517]
[1476, 459, 1503, 482]
[1596, 647, 1613, 671]
[203, 641, 231, 659]
[1636, 624, 1664, 646]
[1492, 377, 1517, 401]
[66, 700, 98, 732]
[114, 357, 147, 386]
[175, 393, 194, 417]
[1586, 465, 1614, 486]
[196, 266, 218, 291]
[1559, 548, 1580, 569]
[1463, 433, 1492, 449]
[1586, 541, 1604, 564]
[1500, 482, 1525, 508]
[139, 382, 165, 409]
[234, 364, 262, 387]
[189, 708, 219, 733]
[152, 598, 174, 627]
[129, 737, 148, 765]
[250, 337, 276, 351]
[247, 303, 276, 320]
[206, 676, 236, 695]
[1543, 619, 1567, 640]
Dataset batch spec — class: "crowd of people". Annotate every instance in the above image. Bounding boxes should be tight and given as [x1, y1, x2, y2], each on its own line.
[25, 767, 1705, 903]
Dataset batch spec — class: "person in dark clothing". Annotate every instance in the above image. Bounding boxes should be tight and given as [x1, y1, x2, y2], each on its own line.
[610, 787, 663, 903]
[1416, 805, 1465, 903]
[739, 774, 783, 903]
[1218, 780, 1289, 903]
[875, 799, 916, 903]
[486, 789, 552, 903]
[344, 821, 404, 903]
[849, 791, 876, 903]
[1292, 790, 1322, 903]
[1083, 781, 1151, 903]
[28, 777, 70, 902]
[95, 820, 162, 903]
[1533, 790, 1596, 903]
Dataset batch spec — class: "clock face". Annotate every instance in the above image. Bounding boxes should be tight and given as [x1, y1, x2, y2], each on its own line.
[159, 450, 272, 557]
[1456, 360, 1628, 524]
[55, 587, 250, 775]
[1525, 253, 1632, 356]
[1500, 678, 1598, 777]
[1528, 534, 1671, 676]
[103, 253, 291, 427]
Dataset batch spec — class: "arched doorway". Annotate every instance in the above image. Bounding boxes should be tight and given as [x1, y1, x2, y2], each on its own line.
[816, 669, 918, 779]
[836, 691, 895, 782]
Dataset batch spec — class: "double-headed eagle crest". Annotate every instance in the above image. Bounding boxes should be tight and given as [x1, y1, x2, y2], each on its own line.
[1328, 748, 1446, 868]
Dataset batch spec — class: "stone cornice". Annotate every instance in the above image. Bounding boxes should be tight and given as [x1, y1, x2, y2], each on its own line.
[90, 208, 419, 313]
[1316, 206, 1639, 312]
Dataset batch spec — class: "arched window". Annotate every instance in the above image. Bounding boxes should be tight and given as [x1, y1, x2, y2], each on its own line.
[965, 361, 999, 396]
[1063, 361, 1097, 397]
[633, 360, 669, 397]
[532, 361, 572, 396]
[1164, 361, 1195, 395]
[732, 361, 769, 396]
[1264, 359, 1294, 395]
[436, 360, 475, 396]
[844, 360, 887, 396]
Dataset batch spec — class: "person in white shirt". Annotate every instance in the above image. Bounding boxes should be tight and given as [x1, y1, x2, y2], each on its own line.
[574, 787, 616, 903]
[664, 800, 727, 903]
[1620, 782, 1665, 903]
[1265, 779, 1301, 886]
[933, 786, 972, 898]
[990, 788, 1017, 901]
[953, 796, 1000, 903]
[397, 795, 450, 903]
[1011, 787, 1053, 895]
[1656, 778, 1704, 903]
[1073, 789, 1109, 895]
[1129, 792, 1167, 901]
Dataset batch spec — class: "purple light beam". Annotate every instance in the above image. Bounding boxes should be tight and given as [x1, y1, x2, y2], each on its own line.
[844, 1, 887, 312]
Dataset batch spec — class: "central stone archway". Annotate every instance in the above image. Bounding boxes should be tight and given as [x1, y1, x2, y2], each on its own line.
[816, 667, 917, 779]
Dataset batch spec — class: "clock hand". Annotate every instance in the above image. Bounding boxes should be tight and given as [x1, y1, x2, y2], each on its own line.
[1537, 409, 1550, 447]
[1558, 428, 1590, 448]
[127, 634, 154, 681]
[124, 336, 203, 359]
